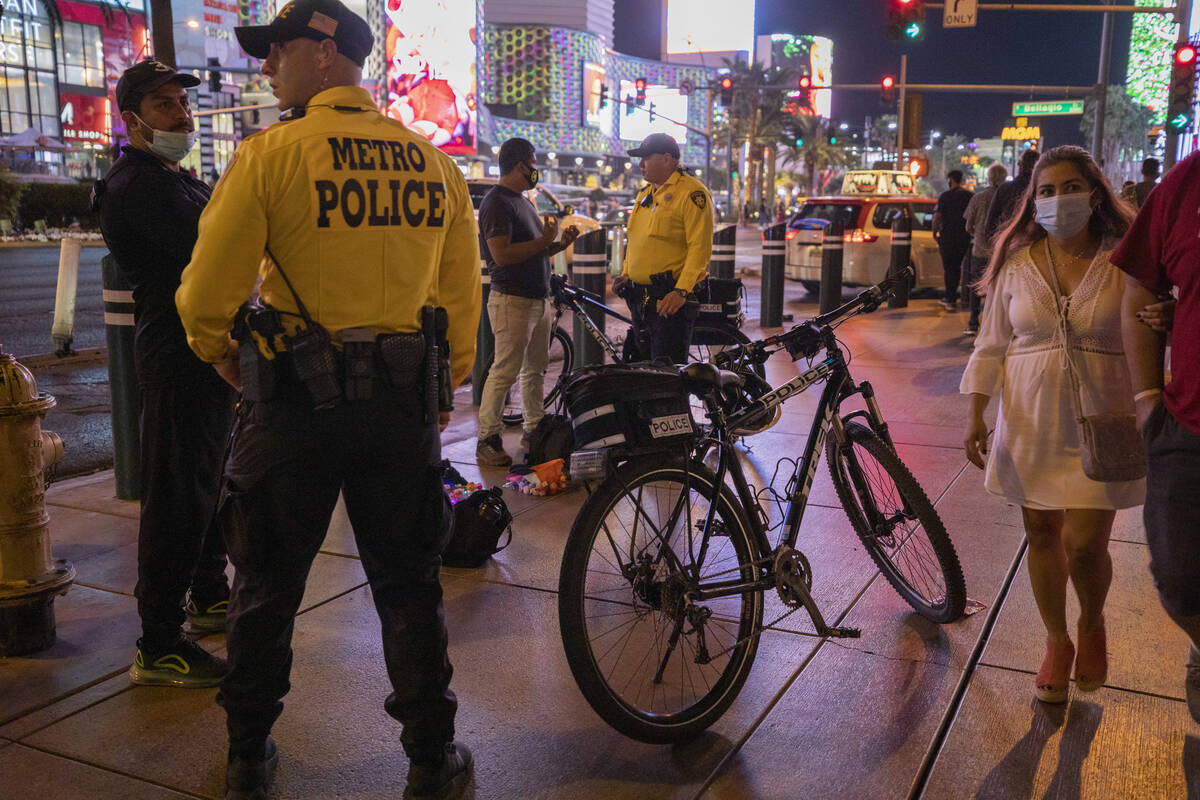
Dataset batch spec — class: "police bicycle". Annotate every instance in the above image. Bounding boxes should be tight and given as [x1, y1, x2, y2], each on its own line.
[556, 267, 966, 743]
[500, 273, 761, 427]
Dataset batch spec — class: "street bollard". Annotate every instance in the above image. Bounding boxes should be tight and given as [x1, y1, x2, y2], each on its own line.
[570, 229, 608, 367]
[819, 220, 845, 316]
[51, 238, 81, 356]
[101, 255, 141, 500]
[887, 216, 912, 309]
[0, 347, 75, 656]
[609, 226, 625, 278]
[709, 223, 737, 279]
[760, 223, 787, 328]
[471, 257, 493, 406]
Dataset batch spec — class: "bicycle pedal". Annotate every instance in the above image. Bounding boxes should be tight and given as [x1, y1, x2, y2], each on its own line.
[827, 627, 861, 638]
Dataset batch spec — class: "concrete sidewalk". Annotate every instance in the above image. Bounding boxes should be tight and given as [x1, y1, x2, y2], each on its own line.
[1, 279, 1196, 799]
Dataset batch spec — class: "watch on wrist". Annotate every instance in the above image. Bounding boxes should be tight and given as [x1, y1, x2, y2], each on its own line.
[672, 288, 687, 298]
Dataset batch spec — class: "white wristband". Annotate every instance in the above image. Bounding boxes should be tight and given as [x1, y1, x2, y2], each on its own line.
[1133, 388, 1162, 402]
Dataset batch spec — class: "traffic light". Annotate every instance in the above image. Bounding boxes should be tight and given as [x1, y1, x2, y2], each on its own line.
[1166, 43, 1197, 135]
[648, 101, 657, 122]
[635, 77, 647, 107]
[904, 156, 930, 177]
[598, 83, 609, 109]
[887, 0, 925, 42]
[207, 57, 221, 93]
[881, 75, 896, 106]
[797, 75, 812, 112]
[794, 137, 804, 147]
[719, 75, 733, 105]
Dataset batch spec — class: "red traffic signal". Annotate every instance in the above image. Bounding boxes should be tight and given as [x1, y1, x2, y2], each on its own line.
[1167, 43, 1198, 134]
[798, 75, 811, 90]
[880, 75, 896, 105]
[635, 77, 647, 106]
[718, 75, 734, 105]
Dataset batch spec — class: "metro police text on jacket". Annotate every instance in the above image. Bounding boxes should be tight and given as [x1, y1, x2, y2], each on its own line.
[316, 136, 447, 229]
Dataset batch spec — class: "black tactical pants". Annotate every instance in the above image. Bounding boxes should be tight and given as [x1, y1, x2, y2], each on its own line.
[135, 370, 236, 649]
[216, 373, 456, 765]
[625, 283, 699, 364]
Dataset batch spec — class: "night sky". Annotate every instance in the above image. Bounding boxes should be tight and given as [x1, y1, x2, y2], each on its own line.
[617, 0, 1136, 148]
[754, 0, 1134, 147]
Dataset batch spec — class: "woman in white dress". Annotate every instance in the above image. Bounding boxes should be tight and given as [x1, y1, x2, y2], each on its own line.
[961, 145, 1142, 704]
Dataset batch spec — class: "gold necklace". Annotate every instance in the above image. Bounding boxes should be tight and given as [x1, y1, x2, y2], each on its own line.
[1048, 238, 1095, 261]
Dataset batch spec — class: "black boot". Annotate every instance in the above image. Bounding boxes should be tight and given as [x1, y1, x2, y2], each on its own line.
[225, 736, 278, 800]
[406, 742, 473, 799]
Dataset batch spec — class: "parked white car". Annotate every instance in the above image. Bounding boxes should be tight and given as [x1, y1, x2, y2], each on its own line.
[783, 196, 942, 294]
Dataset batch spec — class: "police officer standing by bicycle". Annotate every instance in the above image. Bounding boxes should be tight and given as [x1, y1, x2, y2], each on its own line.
[613, 132, 713, 363]
[175, 1, 480, 796]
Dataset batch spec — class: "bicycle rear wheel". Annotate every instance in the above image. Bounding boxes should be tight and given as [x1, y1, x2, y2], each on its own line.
[502, 326, 573, 426]
[558, 457, 764, 743]
[826, 421, 965, 623]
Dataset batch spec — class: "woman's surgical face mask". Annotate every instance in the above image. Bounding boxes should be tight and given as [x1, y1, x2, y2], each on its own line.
[1034, 191, 1094, 239]
[133, 114, 198, 162]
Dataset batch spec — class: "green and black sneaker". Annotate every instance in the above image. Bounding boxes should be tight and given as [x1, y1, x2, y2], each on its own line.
[184, 593, 229, 634]
[129, 636, 228, 688]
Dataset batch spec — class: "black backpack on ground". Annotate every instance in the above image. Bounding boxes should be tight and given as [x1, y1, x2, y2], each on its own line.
[442, 486, 513, 568]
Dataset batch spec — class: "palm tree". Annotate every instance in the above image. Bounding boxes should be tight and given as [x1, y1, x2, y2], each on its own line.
[721, 58, 796, 211]
[781, 114, 854, 195]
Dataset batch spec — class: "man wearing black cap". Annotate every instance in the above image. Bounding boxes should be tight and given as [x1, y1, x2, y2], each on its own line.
[93, 59, 236, 690]
[176, 1, 479, 798]
[614, 132, 713, 362]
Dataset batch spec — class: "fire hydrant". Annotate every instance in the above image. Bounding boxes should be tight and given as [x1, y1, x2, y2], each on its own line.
[0, 347, 74, 656]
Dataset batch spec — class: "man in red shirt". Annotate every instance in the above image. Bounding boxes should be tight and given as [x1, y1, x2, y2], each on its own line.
[1110, 150, 1200, 724]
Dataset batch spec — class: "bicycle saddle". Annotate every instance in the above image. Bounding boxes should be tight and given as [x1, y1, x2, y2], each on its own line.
[682, 361, 745, 393]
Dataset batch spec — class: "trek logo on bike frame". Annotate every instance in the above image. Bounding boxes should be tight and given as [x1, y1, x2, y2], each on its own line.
[649, 413, 693, 438]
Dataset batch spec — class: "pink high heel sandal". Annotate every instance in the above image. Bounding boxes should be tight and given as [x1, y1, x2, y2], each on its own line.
[1036, 636, 1075, 703]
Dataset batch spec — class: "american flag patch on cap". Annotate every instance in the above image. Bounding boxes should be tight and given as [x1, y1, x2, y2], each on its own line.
[308, 11, 338, 36]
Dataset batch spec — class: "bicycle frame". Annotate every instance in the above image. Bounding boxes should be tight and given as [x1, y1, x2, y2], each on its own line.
[607, 274, 912, 638]
[551, 277, 631, 363]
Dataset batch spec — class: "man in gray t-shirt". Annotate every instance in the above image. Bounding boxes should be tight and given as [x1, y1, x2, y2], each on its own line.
[962, 162, 1008, 335]
[475, 138, 578, 467]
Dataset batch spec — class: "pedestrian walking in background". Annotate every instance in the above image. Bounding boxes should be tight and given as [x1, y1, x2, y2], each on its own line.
[94, 59, 236, 689]
[932, 169, 973, 310]
[613, 133, 712, 363]
[961, 145, 1143, 706]
[1131, 157, 1159, 209]
[177, 0, 481, 795]
[1111, 149, 1200, 724]
[475, 138, 578, 467]
[981, 148, 1039, 257]
[961, 162, 1008, 336]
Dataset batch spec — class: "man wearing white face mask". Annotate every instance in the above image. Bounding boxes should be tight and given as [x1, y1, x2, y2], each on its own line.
[93, 59, 236, 688]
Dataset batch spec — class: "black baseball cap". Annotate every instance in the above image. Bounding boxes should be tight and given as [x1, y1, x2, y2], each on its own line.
[115, 60, 201, 112]
[627, 133, 680, 159]
[235, 0, 372, 67]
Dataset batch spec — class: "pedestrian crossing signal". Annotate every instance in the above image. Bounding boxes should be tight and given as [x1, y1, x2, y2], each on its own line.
[635, 77, 647, 107]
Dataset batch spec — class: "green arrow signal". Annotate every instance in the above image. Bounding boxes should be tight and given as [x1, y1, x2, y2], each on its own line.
[1167, 112, 1192, 133]
[904, 22, 922, 39]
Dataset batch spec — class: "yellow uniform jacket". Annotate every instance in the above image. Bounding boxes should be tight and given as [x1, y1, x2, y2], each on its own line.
[176, 85, 481, 387]
[622, 169, 714, 292]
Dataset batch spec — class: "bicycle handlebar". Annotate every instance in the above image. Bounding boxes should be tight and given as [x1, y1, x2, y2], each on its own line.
[811, 265, 914, 329]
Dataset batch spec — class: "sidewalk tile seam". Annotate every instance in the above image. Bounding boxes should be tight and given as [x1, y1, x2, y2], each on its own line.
[0, 666, 131, 730]
[972, 659, 1193, 707]
[8, 741, 209, 799]
[43, 500, 137, 518]
[71, 581, 133, 598]
[6, 681, 136, 743]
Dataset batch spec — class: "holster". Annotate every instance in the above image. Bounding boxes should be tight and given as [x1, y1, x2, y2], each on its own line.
[377, 332, 425, 389]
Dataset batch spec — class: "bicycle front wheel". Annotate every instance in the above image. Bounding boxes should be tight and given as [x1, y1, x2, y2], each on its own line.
[826, 421, 966, 623]
[558, 457, 764, 743]
[502, 326, 573, 426]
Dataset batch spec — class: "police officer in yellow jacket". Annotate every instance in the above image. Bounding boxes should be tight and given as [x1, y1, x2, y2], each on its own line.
[175, 1, 480, 797]
[613, 132, 713, 362]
